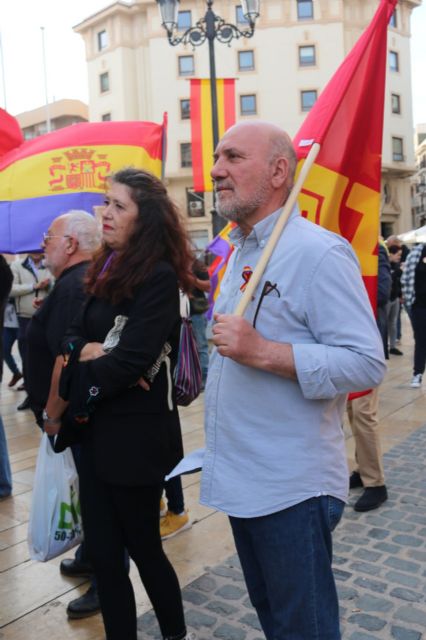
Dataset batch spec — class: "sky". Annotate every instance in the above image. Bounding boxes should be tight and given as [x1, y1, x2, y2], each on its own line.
[1, 0, 425, 125]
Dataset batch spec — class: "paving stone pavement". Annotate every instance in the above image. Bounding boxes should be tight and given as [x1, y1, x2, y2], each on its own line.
[138, 424, 426, 640]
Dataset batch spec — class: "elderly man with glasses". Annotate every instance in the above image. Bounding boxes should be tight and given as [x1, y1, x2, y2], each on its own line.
[26, 209, 103, 619]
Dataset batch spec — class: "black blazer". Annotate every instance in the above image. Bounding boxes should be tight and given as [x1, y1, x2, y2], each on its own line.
[59, 261, 183, 486]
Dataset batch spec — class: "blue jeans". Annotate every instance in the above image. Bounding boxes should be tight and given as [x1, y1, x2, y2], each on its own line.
[3, 327, 20, 375]
[0, 415, 12, 497]
[229, 496, 345, 640]
[190, 313, 209, 383]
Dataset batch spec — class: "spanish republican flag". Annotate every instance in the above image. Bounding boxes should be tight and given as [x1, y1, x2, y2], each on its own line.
[294, 0, 398, 311]
[190, 78, 236, 192]
[0, 116, 167, 253]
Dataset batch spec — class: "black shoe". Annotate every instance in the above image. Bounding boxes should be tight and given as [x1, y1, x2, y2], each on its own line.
[354, 486, 388, 512]
[8, 372, 23, 387]
[17, 396, 30, 411]
[389, 347, 403, 356]
[60, 558, 94, 578]
[349, 471, 363, 489]
[67, 585, 101, 619]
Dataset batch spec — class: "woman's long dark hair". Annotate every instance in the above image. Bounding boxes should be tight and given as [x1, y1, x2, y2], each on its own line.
[85, 168, 193, 304]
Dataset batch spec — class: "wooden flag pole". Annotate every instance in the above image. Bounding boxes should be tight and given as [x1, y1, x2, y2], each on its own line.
[234, 142, 321, 317]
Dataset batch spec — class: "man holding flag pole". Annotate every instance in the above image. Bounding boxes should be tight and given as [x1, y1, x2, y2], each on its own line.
[200, 0, 396, 636]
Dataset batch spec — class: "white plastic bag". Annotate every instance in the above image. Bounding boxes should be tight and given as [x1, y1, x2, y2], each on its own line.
[28, 433, 83, 561]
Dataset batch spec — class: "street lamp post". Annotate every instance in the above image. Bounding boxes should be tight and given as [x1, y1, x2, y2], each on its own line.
[156, 0, 260, 236]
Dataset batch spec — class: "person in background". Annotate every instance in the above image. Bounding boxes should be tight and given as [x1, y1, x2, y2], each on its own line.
[189, 255, 211, 389]
[386, 234, 409, 343]
[3, 297, 22, 387]
[0, 255, 13, 499]
[10, 252, 51, 410]
[160, 476, 192, 540]
[201, 121, 386, 640]
[387, 245, 403, 356]
[401, 242, 426, 388]
[375, 241, 392, 359]
[347, 240, 391, 512]
[25, 210, 103, 620]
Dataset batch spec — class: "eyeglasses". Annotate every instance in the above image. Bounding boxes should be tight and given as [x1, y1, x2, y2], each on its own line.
[42, 233, 70, 245]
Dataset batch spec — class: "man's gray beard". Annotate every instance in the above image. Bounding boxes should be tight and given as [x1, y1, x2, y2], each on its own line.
[215, 183, 270, 224]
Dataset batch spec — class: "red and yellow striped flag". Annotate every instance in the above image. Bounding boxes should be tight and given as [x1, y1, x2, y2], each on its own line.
[190, 78, 236, 192]
[294, 0, 398, 311]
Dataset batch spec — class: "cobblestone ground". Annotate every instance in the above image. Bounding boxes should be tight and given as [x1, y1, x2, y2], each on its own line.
[138, 424, 426, 640]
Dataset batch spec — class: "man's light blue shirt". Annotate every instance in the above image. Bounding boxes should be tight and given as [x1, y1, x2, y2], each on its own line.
[200, 207, 386, 518]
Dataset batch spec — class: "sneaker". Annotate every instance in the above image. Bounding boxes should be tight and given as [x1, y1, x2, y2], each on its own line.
[389, 347, 403, 356]
[349, 471, 363, 489]
[411, 374, 422, 388]
[160, 510, 192, 540]
[354, 486, 388, 512]
[160, 496, 167, 518]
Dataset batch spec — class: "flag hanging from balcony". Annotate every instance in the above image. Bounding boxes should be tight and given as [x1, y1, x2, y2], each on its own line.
[0, 116, 167, 253]
[190, 78, 236, 192]
[294, 0, 397, 310]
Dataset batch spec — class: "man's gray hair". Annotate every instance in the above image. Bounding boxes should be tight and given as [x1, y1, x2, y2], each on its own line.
[62, 210, 102, 252]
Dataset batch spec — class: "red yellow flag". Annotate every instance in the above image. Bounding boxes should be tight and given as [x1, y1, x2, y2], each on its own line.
[294, 0, 398, 310]
[190, 78, 236, 192]
[0, 108, 23, 159]
[0, 117, 167, 253]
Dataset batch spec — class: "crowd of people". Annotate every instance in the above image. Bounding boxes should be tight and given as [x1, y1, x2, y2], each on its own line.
[0, 121, 425, 640]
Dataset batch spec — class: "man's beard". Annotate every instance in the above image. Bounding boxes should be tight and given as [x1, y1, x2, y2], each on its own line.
[215, 181, 270, 224]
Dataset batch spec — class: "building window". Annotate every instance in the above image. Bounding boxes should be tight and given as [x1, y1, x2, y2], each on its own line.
[180, 99, 190, 120]
[297, 0, 313, 20]
[180, 143, 192, 168]
[391, 93, 401, 114]
[389, 9, 397, 28]
[101, 113, 111, 121]
[177, 10, 191, 30]
[238, 50, 255, 71]
[236, 5, 249, 24]
[392, 137, 404, 162]
[240, 94, 257, 115]
[100, 72, 110, 93]
[389, 51, 399, 72]
[97, 30, 108, 51]
[301, 90, 317, 111]
[299, 45, 316, 66]
[187, 189, 205, 217]
[178, 55, 194, 76]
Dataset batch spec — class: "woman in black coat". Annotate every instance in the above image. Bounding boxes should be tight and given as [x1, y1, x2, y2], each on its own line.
[47, 169, 194, 640]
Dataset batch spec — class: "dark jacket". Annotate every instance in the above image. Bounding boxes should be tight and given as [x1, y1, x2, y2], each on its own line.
[58, 261, 183, 486]
[376, 244, 391, 359]
[0, 256, 13, 381]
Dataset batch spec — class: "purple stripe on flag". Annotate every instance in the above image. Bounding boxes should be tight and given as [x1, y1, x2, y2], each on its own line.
[206, 234, 233, 261]
[0, 192, 104, 253]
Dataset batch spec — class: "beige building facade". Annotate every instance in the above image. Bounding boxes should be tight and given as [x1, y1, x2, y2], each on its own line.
[411, 123, 426, 229]
[75, 0, 420, 248]
[15, 99, 88, 140]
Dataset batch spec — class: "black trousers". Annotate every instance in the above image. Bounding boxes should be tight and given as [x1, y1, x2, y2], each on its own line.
[78, 443, 186, 640]
[411, 306, 426, 375]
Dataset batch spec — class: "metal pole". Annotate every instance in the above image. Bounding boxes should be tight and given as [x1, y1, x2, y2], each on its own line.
[0, 32, 7, 110]
[205, 1, 224, 237]
[40, 27, 51, 133]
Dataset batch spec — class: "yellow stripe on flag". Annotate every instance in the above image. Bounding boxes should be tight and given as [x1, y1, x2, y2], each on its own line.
[0, 145, 162, 201]
[201, 80, 214, 192]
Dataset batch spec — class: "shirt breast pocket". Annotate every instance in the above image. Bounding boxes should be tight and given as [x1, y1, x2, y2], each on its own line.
[250, 296, 285, 341]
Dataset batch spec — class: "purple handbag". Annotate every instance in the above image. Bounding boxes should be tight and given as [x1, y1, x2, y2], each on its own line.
[174, 316, 202, 406]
